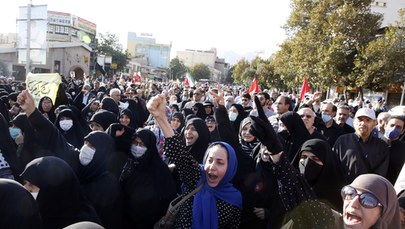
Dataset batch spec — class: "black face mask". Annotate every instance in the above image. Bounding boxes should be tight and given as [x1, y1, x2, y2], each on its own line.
[278, 129, 290, 140]
[299, 158, 322, 185]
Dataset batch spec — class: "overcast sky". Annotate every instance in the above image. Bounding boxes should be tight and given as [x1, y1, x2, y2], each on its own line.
[1, 0, 292, 60]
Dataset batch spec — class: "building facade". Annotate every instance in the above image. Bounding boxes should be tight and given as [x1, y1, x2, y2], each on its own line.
[127, 32, 171, 68]
[176, 48, 229, 82]
[371, 0, 405, 27]
[0, 8, 96, 80]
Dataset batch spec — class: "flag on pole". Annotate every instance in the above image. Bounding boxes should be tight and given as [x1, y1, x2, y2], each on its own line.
[248, 75, 259, 94]
[299, 76, 310, 101]
[184, 72, 195, 87]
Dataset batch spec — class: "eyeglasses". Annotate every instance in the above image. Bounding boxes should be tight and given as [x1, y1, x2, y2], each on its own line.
[341, 186, 383, 209]
[192, 108, 198, 111]
[300, 114, 313, 119]
[242, 99, 248, 102]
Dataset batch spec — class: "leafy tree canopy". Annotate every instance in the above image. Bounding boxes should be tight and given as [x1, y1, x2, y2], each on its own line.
[169, 57, 187, 80]
[189, 63, 211, 81]
[96, 32, 129, 72]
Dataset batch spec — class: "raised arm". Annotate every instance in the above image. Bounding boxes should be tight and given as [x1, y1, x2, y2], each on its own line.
[17, 90, 80, 173]
[147, 94, 201, 189]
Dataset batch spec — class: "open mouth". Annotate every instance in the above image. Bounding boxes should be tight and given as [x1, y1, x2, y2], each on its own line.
[185, 136, 194, 144]
[207, 173, 218, 184]
[344, 212, 362, 226]
[262, 151, 270, 161]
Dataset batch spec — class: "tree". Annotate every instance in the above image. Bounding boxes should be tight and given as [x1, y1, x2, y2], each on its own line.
[354, 10, 405, 91]
[274, 0, 384, 94]
[97, 32, 129, 73]
[189, 63, 211, 81]
[232, 58, 250, 84]
[169, 57, 187, 80]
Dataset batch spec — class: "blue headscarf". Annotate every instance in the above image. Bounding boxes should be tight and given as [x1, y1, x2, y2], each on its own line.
[192, 141, 242, 229]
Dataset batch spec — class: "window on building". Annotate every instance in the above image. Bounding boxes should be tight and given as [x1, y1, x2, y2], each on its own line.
[55, 26, 60, 33]
[64, 27, 69, 34]
[48, 25, 54, 33]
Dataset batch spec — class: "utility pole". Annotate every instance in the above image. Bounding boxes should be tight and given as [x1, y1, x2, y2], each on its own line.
[25, 0, 32, 76]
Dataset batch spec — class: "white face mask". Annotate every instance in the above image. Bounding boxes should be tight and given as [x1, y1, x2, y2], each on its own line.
[229, 111, 238, 122]
[59, 119, 73, 131]
[79, 144, 96, 166]
[31, 192, 39, 200]
[131, 145, 147, 158]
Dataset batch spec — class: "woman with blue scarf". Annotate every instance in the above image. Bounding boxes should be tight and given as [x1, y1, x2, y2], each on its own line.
[147, 93, 242, 228]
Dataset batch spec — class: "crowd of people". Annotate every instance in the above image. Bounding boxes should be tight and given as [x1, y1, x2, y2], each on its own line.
[0, 74, 404, 228]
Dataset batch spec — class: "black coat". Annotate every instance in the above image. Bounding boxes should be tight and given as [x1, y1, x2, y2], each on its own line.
[120, 128, 177, 229]
[79, 131, 124, 229]
[0, 179, 42, 229]
[20, 156, 100, 229]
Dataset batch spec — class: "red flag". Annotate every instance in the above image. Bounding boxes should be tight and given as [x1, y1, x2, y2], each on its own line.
[136, 71, 142, 83]
[184, 73, 190, 87]
[132, 71, 136, 83]
[299, 76, 310, 101]
[248, 75, 259, 94]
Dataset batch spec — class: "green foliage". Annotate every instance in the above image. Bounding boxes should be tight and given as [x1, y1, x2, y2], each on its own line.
[354, 12, 405, 91]
[232, 57, 288, 90]
[169, 57, 187, 80]
[189, 63, 211, 81]
[96, 32, 129, 72]
[273, 0, 400, 92]
[232, 58, 252, 84]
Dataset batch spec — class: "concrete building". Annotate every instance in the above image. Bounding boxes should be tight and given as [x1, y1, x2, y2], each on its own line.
[176, 48, 229, 82]
[371, 0, 405, 27]
[127, 32, 171, 68]
[0, 9, 96, 80]
[0, 42, 91, 81]
[177, 48, 217, 68]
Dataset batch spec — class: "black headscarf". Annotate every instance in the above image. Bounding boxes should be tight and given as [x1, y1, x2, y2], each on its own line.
[105, 123, 134, 178]
[55, 108, 85, 149]
[171, 112, 185, 133]
[120, 108, 137, 129]
[0, 112, 20, 178]
[20, 156, 100, 229]
[90, 110, 118, 131]
[192, 102, 207, 120]
[298, 139, 345, 210]
[119, 128, 177, 228]
[79, 131, 114, 183]
[230, 103, 247, 133]
[184, 117, 210, 163]
[101, 97, 119, 116]
[38, 96, 56, 124]
[0, 178, 42, 229]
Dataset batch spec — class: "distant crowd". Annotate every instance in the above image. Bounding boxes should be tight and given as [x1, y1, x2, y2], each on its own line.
[0, 74, 404, 229]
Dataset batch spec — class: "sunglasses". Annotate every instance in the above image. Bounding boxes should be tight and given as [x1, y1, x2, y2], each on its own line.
[341, 186, 383, 209]
[300, 114, 313, 119]
[192, 108, 198, 111]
